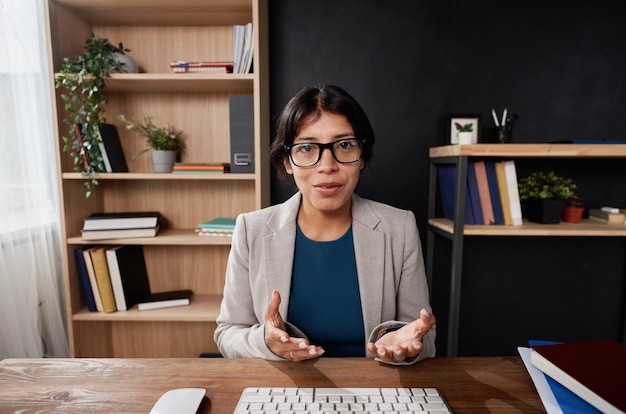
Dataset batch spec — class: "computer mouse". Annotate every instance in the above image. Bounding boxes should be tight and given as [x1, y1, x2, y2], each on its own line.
[150, 388, 206, 414]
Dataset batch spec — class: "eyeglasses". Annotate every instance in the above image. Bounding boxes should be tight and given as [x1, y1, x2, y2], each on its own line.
[285, 138, 365, 168]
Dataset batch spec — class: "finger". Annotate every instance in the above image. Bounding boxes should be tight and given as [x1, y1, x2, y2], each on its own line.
[264, 290, 284, 329]
[415, 309, 436, 339]
[420, 308, 436, 328]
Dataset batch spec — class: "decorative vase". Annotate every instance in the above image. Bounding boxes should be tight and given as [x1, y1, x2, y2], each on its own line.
[113, 52, 139, 73]
[523, 199, 566, 224]
[151, 150, 176, 173]
[563, 206, 584, 223]
[457, 131, 473, 145]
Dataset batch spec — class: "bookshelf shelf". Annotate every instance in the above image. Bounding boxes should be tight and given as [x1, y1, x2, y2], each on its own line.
[62, 172, 256, 181]
[47, 0, 269, 358]
[429, 218, 626, 237]
[429, 143, 626, 158]
[73, 293, 222, 322]
[427, 144, 626, 357]
[67, 229, 233, 246]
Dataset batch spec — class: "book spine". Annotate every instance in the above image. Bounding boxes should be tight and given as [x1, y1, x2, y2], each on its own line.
[83, 248, 104, 312]
[105, 247, 127, 311]
[504, 160, 523, 225]
[495, 161, 513, 225]
[74, 248, 97, 312]
[474, 161, 495, 225]
[466, 161, 484, 225]
[90, 248, 117, 313]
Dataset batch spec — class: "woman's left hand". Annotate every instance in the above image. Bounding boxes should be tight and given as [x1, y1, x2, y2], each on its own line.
[366, 309, 436, 363]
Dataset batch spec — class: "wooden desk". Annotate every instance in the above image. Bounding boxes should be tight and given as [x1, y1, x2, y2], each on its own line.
[0, 357, 544, 413]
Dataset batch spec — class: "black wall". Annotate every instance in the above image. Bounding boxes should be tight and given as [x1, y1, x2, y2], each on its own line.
[268, 0, 626, 356]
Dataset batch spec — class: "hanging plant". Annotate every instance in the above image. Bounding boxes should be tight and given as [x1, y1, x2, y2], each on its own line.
[55, 33, 130, 197]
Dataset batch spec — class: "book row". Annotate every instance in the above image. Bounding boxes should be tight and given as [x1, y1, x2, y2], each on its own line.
[438, 160, 523, 225]
[168, 23, 253, 74]
[74, 245, 192, 313]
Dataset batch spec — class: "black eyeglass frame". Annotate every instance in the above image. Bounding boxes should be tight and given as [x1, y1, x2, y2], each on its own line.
[284, 138, 366, 167]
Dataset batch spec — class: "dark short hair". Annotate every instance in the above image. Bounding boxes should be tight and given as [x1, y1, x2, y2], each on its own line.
[270, 84, 375, 177]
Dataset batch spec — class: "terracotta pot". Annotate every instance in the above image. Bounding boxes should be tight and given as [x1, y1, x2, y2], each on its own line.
[563, 206, 584, 223]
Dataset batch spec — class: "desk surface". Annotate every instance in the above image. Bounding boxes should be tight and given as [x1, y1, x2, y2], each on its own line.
[0, 357, 543, 413]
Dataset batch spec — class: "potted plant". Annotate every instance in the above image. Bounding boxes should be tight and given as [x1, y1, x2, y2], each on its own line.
[55, 33, 133, 196]
[118, 114, 185, 173]
[563, 197, 585, 223]
[517, 171, 579, 224]
[455, 122, 473, 145]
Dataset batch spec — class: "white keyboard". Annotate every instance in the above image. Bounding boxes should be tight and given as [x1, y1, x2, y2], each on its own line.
[234, 387, 453, 413]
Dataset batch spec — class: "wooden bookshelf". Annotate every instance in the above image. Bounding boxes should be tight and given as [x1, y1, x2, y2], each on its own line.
[46, 0, 269, 357]
[426, 144, 626, 356]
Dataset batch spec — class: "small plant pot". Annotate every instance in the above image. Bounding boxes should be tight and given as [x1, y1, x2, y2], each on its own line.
[563, 206, 584, 223]
[523, 199, 566, 224]
[457, 131, 473, 145]
[151, 150, 176, 173]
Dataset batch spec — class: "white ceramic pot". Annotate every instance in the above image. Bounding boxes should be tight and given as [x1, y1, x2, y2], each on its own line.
[457, 131, 473, 145]
[151, 150, 176, 173]
[113, 52, 139, 73]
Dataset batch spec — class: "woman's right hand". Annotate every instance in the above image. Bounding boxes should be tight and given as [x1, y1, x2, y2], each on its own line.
[264, 289, 324, 361]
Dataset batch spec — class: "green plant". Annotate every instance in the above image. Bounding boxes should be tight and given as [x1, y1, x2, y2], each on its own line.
[118, 114, 185, 158]
[518, 171, 578, 201]
[55, 33, 130, 197]
[454, 122, 473, 132]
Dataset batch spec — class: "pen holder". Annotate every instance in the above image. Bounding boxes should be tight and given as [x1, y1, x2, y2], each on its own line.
[497, 125, 513, 143]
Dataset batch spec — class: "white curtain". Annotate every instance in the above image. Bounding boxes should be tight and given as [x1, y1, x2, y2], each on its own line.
[0, 0, 69, 358]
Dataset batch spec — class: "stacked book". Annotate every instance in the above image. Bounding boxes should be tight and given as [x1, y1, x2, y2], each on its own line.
[518, 340, 626, 414]
[74, 244, 193, 313]
[588, 207, 626, 224]
[196, 217, 236, 237]
[169, 61, 233, 73]
[172, 162, 231, 174]
[81, 212, 161, 241]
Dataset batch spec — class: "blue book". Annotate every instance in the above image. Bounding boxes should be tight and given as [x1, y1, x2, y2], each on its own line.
[198, 217, 236, 229]
[466, 161, 484, 225]
[485, 161, 505, 225]
[74, 247, 97, 312]
[529, 340, 601, 414]
[437, 164, 474, 224]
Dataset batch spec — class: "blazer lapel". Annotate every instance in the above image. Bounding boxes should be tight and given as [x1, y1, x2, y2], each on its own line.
[351, 195, 385, 333]
[263, 193, 301, 317]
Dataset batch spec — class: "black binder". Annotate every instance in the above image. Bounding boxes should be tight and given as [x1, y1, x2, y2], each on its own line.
[229, 95, 254, 173]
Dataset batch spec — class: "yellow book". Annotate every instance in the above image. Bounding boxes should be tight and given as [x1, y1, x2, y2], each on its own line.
[495, 161, 512, 225]
[89, 247, 117, 313]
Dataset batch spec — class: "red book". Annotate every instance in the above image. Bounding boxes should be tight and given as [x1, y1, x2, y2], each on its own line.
[531, 339, 626, 413]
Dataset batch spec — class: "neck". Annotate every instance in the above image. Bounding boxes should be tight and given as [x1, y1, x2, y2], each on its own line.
[297, 200, 352, 241]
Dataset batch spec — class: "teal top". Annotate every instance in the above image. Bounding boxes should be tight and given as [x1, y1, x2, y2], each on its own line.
[287, 225, 365, 357]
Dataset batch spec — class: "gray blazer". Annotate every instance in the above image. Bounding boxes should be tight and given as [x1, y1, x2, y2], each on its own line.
[214, 192, 436, 363]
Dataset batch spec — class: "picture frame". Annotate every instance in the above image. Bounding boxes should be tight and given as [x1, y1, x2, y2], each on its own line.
[447, 113, 481, 145]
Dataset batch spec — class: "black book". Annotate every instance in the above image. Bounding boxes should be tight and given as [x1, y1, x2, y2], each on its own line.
[105, 245, 151, 311]
[83, 211, 161, 231]
[74, 247, 97, 312]
[98, 123, 128, 172]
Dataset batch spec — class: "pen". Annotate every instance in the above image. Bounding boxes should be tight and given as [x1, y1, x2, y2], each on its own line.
[491, 109, 500, 127]
[501, 108, 508, 127]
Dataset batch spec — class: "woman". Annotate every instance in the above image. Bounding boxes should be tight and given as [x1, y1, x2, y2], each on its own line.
[214, 84, 436, 364]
